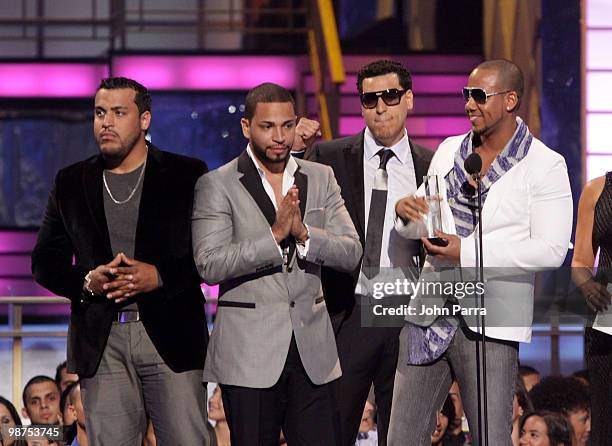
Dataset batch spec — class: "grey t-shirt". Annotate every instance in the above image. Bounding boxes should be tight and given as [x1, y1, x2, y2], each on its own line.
[102, 163, 145, 310]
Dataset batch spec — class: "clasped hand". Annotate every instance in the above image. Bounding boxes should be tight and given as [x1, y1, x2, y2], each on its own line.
[86, 253, 160, 303]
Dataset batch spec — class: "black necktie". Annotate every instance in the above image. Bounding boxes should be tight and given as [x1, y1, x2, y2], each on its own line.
[291, 150, 305, 159]
[361, 149, 395, 279]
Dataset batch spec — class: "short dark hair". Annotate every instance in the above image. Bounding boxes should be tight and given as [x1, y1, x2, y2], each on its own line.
[356, 59, 412, 94]
[520, 411, 574, 446]
[529, 376, 590, 415]
[22, 375, 59, 407]
[515, 373, 535, 413]
[54, 361, 67, 385]
[475, 59, 524, 108]
[571, 369, 589, 384]
[60, 381, 77, 413]
[519, 365, 540, 377]
[441, 394, 456, 422]
[0, 396, 23, 426]
[244, 82, 295, 121]
[67, 381, 80, 406]
[97, 77, 152, 115]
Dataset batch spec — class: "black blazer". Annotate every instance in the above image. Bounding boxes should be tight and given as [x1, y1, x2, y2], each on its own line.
[306, 131, 434, 316]
[31, 144, 209, 378]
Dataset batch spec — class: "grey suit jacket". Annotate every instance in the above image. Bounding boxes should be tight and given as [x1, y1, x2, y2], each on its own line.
[192, 150, 362, 388]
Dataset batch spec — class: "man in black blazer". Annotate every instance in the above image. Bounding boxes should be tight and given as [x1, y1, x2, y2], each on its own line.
[32, 77, 210, 445]
[306, 59, 433, 446]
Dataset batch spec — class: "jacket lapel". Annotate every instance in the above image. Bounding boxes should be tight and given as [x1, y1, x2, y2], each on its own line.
[82, 155, 112, 259]
[410, 139, 430, 188]
[134, 144, 165, 258]
[294, 164, 308, 220]
[343, 132, 366, 242]
[237, 150, 277, 227]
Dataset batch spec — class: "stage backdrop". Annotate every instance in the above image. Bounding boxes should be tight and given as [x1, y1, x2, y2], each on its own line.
[0, 91, 246, 228]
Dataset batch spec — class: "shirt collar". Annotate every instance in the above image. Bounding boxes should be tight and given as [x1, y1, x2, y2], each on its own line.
[246, 143, 298, 178]
[364, 127, 410, 164]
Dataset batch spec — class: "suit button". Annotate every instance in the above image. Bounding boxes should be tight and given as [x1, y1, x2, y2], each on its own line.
[290, 301, 295, 307]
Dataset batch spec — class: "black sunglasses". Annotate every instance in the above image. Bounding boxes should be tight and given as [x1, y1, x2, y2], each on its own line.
[462, 87, 511, 104]
[360, 88, 407, 109]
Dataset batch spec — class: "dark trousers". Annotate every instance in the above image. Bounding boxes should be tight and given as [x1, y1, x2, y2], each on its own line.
[220, 335, 338, 446]
[332, 307, 401, 446]
[586, 327, 612, 446]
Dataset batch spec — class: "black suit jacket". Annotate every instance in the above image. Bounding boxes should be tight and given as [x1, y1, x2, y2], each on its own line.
[306, 131, 434, 317]
[32, 144, 209, 378]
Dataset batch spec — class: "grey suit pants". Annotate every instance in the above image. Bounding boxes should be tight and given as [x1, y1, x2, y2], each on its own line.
[388, 323, 518, 446]
[80, 321, 210, 446]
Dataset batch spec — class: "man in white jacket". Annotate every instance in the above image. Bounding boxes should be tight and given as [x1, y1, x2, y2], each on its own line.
[387, 59, 572, 445]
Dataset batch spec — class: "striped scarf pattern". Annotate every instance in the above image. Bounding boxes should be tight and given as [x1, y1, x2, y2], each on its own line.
[446, 117, 533, 237]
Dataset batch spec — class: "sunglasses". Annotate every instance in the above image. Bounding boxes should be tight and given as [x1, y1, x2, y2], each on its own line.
[462, 87, 511, 104]
[360, 88, 407, 109]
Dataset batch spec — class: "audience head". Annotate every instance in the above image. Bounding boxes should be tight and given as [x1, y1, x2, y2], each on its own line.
[571, 370, 589, 387]
[356, 59, 414, 148]
[22, 376, 61, 425]
[67, 382, 85, 432]
[54, 361, 78, 393]
[519, 411, 573, 446]
[0, 396, 23, 446]
[25, 437, 59, 446]
[208, 385, 226, 422]
[448, 380, 465, 433]
[60, 382, 77, 426]
[529, 377, 590, 446]
[241, 83, 297, 168]
[514, 374, 535, 423]
[142, 417, 157, 446]
[358, 400, 377, 434]
[432, 395, 455, 445]
[519, 365, 541, 391]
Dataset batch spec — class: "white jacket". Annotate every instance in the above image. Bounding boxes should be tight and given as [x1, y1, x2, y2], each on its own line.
[396, 133, 573, 342]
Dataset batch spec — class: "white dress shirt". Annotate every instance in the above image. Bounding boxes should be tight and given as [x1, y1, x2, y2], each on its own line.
[355, 127, 420, 295]
[246, 144, 309, 257]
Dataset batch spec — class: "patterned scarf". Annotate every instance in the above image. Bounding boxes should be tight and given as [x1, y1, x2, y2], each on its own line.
[447, 117, 533, 237]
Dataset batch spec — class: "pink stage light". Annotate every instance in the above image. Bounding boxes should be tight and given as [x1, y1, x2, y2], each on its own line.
[112, 56, 299, 90]
[305, 74, 467, 95]
[0, 64, 108, 97]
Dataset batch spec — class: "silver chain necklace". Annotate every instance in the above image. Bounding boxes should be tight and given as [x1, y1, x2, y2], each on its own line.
[103, 158, 147, 205]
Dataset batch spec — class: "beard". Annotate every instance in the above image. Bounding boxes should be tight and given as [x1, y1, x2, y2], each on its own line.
[250, 139, 290, 164]
[97, 130, 141, 167]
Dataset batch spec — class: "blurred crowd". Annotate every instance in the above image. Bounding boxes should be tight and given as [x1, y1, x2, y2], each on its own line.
[0, 360, 591, 446]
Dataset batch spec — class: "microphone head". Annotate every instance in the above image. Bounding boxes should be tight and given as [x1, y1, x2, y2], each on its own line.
[464, 152, 482, 176]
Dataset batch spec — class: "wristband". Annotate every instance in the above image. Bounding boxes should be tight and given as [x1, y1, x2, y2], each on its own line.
[84, 270, 96, 297]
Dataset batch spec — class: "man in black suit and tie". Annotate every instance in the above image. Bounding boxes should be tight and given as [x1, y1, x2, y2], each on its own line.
[32, 77, 210, 445]
[306, 59, 434, 446]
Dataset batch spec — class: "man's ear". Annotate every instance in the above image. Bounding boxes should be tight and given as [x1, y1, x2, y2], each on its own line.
[68, 402, 77, 418]
[505, 91, 519, 113]
[21, 406, 29, 419]
[240, 118, 251, 139]
[404, 90, 414, 111]
[140, 111, 152, 132]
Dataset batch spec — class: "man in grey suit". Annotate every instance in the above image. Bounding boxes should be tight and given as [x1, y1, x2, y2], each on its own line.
[192, 82, 362, 446]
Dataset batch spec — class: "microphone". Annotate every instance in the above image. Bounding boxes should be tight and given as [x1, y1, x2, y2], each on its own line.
[464, 149, 488, 446]
[464, 152, 482, 178]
